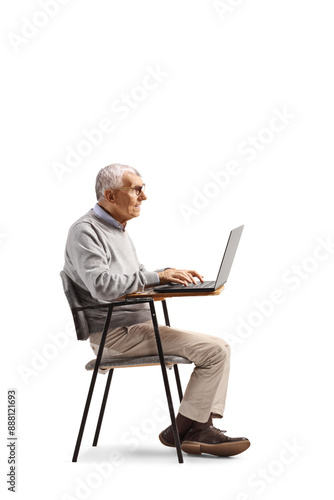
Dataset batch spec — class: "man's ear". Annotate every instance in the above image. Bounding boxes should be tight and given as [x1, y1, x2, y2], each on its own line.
[104, 189, 114, 201]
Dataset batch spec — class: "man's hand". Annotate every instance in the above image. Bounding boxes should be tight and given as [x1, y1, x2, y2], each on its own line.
[157, 268, 204, 286]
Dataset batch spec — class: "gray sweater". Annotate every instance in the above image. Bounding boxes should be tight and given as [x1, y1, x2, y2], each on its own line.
[63, 209, 160, 334]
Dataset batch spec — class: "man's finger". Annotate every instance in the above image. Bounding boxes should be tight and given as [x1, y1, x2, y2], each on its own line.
[172, 276, 188, 286]
[183, 272, 196, 284]
[192, 270, 204, 282]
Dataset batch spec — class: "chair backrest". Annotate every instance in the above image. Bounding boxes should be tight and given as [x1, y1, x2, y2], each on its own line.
[60, 271, 90, 341]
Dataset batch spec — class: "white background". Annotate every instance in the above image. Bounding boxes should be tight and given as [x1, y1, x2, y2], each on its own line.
[1, 1, 333, 499]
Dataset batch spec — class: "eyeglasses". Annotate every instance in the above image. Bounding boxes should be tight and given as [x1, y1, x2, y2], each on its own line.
[116, 184, 145, 196]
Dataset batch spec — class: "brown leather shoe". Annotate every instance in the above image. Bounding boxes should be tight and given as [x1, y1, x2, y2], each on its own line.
[159, 425, 182, 448]
[181, 425, 250, 456]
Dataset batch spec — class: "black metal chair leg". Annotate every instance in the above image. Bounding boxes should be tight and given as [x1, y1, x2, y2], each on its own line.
[72, 305, 114, 462]
[72, 363, 101, 462]
[149, 301, 183, 464]
[162, 299, 184, 403]
[173, 364, 183, 403]
[162, 299, 171, 326]
[93, 369, 114, 447]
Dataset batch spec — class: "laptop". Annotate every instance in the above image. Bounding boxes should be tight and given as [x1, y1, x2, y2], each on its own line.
[154, 225, 244, 293]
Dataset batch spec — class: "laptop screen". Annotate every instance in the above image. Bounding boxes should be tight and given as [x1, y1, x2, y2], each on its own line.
[215, 225, 244, 288]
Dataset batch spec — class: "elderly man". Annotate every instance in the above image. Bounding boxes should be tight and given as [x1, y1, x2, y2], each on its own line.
[64, 163, 250, 457]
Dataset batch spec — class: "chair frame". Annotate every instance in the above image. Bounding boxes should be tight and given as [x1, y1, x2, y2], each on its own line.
[70, 296, 185, 463]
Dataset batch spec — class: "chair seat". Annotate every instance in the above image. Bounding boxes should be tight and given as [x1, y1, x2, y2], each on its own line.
[85, 355, 192, 371]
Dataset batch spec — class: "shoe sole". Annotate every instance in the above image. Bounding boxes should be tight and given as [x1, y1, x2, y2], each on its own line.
[181, 439, 250, 457]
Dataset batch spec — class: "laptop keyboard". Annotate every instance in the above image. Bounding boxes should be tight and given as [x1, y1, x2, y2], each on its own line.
[178, 280, 215, 289]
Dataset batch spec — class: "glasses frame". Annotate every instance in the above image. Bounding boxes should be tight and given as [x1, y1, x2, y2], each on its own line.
[116, 184, 145, 196]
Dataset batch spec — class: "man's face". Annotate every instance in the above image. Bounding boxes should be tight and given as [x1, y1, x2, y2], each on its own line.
[107, 172, 147, 224]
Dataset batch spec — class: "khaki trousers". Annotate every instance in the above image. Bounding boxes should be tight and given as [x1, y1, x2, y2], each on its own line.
[90, 321, 230, 423]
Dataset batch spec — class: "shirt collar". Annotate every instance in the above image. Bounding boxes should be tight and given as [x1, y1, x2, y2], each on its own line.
[93, 204, 126, 232]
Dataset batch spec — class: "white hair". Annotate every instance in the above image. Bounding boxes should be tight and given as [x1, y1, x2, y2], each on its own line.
[95, 163, 142, 201]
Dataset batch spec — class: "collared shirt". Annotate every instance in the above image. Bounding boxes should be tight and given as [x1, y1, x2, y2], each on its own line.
[93, 203, 126, 232]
